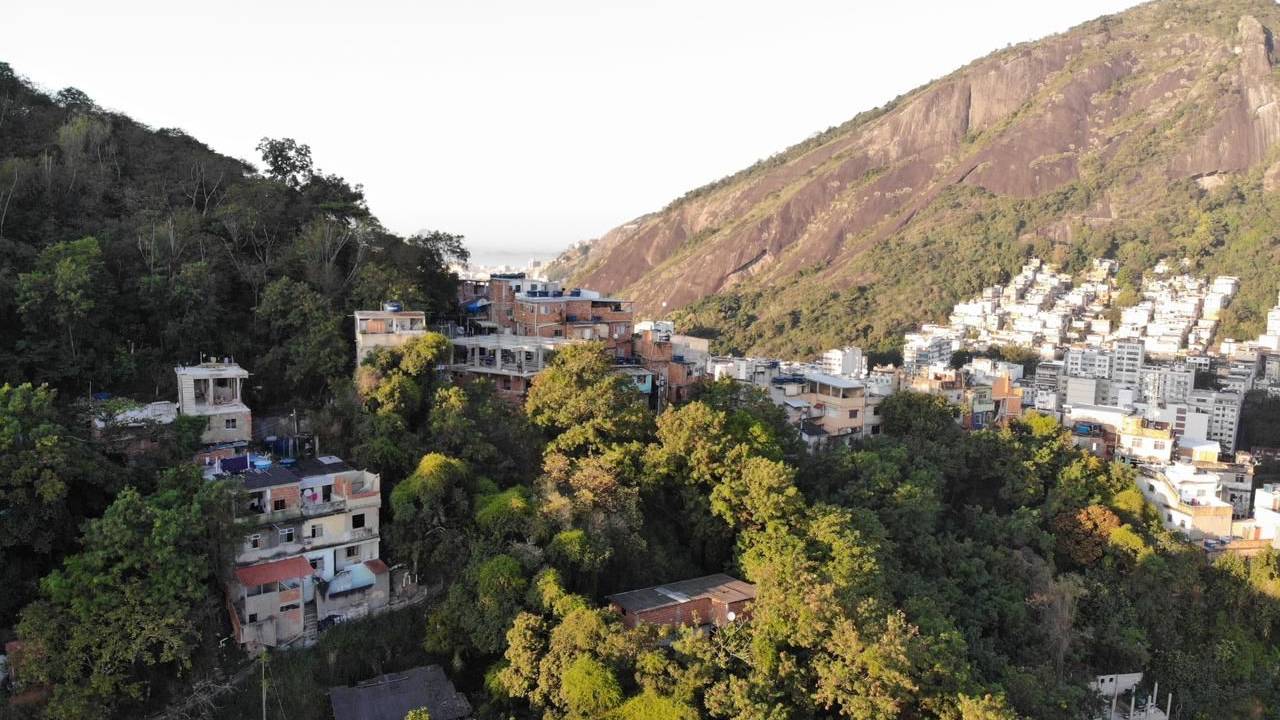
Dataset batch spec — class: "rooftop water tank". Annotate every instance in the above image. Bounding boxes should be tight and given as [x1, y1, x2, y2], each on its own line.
[383, 301, 403, 312]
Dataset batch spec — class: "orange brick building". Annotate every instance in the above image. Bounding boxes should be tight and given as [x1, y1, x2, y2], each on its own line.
[608, 574, 756, 629]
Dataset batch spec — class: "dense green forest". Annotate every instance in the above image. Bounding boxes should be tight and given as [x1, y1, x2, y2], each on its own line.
[3, 60, 1280, 720]
[216, 348, 1279, 720]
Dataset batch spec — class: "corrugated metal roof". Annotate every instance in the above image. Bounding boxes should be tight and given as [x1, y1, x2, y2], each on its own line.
[607, 573, 756, 614]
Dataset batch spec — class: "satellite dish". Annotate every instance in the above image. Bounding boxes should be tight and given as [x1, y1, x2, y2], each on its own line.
[726, 611, 736, 622]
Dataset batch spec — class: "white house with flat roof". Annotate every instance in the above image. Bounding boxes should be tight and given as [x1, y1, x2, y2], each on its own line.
[354, 304, 427, 365]
[175, 361, 251, 445]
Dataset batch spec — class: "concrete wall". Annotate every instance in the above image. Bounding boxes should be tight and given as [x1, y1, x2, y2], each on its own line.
[316, 568, 390, 620]
[199, 409, 252, 445]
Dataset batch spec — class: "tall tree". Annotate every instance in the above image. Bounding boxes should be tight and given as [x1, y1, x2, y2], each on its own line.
[16, 467, 236, 719]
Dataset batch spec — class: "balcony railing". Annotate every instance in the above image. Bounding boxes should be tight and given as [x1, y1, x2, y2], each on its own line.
[239, 526, 378, 564]
[302, 498, 347, 517]
[246, 505, 303, 525]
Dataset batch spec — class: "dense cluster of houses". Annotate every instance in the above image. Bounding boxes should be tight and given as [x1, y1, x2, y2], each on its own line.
[438, 263, 1280, 555]
[82, 258, 1280, 664]
[102, 362, 398, 652]
[368, 273, 712, 408]
[89, 274, 733, 657]
[895, 259, 1280, 554]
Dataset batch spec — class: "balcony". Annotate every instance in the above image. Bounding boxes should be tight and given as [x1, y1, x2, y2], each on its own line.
[245, 504, 303, 525]
[302, 498, 347, 517]
[239, 524, 377, 564]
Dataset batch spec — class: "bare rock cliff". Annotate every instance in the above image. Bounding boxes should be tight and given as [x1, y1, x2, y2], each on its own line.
[548, 0, 1280, 355]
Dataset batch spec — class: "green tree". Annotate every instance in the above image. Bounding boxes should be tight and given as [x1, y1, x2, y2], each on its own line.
[16, 468, 235, 719]
[428, 382, 541, 486]
[17, 236, 109, 380]
[389, 453, 471, 579]
[879, 391, 960, 440]
[256, 136, 313, 187]
[256, 276, 347, 399]
[525, 342, 652, 457]
[612, 691, 700, 720]
[561, 655, 623, 718]
[0, 383, 102, 624]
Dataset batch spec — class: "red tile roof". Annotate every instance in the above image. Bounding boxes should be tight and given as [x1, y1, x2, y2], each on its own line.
[364, 559, 389, 575]
[234, 556, 312, 587]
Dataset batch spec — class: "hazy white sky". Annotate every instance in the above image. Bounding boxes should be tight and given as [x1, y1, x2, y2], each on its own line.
[8, 1, 1141, 265]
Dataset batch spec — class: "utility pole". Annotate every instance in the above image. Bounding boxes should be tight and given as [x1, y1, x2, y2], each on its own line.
[261, 650, 267, 720]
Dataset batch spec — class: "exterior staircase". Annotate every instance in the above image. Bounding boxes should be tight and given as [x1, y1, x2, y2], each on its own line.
[302, 601, 318, 646]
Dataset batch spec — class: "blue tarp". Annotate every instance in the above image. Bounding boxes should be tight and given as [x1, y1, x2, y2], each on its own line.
[326, 563, 376, 597]
[464, 299, 491, 313]
[220, 455, 250, 473]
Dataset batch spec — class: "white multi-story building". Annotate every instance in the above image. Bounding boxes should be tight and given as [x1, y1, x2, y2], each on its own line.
[1111, 339, 1144, 386]
[1065, 347, 1112, 379]
[902, 328, 955, 373]
[175, 360, 252, 446]
[1139, 364, 1195, 405]
[1187, 389, 1243, 454]
[821, 346, 867, 378]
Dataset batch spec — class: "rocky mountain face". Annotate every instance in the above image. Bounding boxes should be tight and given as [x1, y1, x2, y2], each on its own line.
[551, 0, 1280, 357]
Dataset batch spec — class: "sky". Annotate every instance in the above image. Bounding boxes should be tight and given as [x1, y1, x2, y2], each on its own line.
[7, 1, 1144, 266]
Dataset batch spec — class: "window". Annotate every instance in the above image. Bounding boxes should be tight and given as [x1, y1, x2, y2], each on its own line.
[280, 528, 295, 543]
[273, 498, 286, 511]
[352, 513, 366, 529]
[249, 534, 261, 549]
[247, 613, 258, 623]
[345, 545, 360, 559]
[309, 557, 325, 573]
[872, 406, 881, 416]
[848, 409, 859, 419]
[310, 524, 324, 539]
[279, 603, 299, 613]
[225, 418, 237, 429]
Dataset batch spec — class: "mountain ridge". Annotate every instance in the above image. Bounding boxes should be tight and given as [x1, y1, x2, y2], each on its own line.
[550, 0, 1280, 357]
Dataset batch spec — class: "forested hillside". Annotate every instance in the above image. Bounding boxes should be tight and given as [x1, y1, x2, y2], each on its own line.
[0, 61, 465, 637]
[0, 62, 466, 400]
[550, 0, 1280, 357]
[211, 349, 1280, 720]
[3, 36, 1280, 720]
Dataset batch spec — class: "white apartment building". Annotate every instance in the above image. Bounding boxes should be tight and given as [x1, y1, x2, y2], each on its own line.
[1111, 339, 1145, 386]
[1065, 347, 1112, 378]
[175, 361, 252, 445]
[1139, 364, 1195, 405]
[1187, 389, 1243, 454]
[1136, 463, 1233, 539]
[902, 328, 955, 373]
[821, 346, 867, 378]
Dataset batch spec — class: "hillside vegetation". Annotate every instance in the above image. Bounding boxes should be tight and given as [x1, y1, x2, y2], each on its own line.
[552, 0, 1280, 356]
[2, 48, 1280, 720]
[0, 62, 465, 631]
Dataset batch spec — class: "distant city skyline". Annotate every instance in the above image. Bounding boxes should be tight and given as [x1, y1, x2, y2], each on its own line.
[7, 0, 1142, 261]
